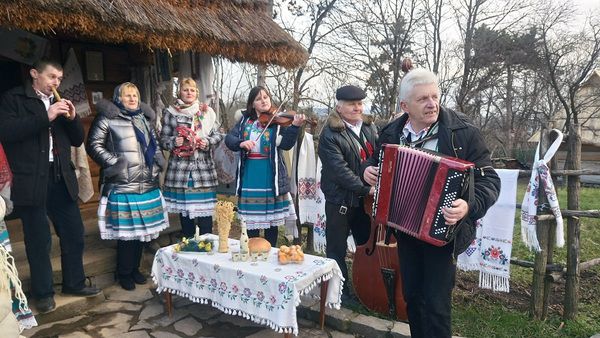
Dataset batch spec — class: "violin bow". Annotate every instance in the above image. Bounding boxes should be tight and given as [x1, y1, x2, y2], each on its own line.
[252, 97, 290, 143]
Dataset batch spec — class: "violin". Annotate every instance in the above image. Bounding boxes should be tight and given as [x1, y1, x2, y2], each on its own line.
[257, 106, 318, 128]
[258, 107, 296, 127]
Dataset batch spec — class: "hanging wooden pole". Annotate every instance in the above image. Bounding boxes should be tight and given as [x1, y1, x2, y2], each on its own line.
[542, 128, 560, 319]
[564, 123, 582, 319]
[530, 126, 551, 320]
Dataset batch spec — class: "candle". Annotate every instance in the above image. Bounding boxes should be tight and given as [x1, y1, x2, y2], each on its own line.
[194, 226, 200, 241]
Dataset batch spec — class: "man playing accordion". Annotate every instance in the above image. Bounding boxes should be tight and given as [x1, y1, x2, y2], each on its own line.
[363, 69, 500, 338]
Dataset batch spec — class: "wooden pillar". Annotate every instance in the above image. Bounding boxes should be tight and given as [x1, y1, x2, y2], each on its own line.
[564, 124, 581, 319]
[530, 126, 550, 320]
[256, 0, 273, 87]
[541, 128, 559, 318]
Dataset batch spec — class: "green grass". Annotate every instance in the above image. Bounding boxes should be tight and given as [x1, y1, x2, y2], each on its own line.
[452, 184, 600, 338]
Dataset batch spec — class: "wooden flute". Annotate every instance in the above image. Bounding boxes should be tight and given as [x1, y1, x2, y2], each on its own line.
[51, 86, 71, 118]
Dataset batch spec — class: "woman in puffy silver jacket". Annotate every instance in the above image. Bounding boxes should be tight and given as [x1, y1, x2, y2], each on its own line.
[86, 82, 169, 291]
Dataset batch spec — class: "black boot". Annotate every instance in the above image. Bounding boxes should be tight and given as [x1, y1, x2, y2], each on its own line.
[198, 216, 213, 235]
[117, 240, 137, 290]
[132, 241, 147, 284]
[179, 214, 196, 238]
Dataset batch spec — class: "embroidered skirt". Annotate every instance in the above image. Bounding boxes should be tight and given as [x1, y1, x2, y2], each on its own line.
[238, 157, 293, 230]
[98, 188, 169, 242]
[163, 175, 217, 218]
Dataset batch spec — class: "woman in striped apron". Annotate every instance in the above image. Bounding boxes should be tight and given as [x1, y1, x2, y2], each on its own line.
[225, 86, 305, 247]
[160, 78, 223, 238]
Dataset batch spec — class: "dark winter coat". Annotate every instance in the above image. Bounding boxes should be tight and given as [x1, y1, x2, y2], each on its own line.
[224, 111, 299, 197]
[363, 107, 501, 256]
[0, 85, 84, 206]
[318, 112, 378, 207]
[86, 99, 165, 196]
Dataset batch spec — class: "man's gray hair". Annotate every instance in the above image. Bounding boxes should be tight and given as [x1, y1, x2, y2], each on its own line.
[335, 100, 346, 108]
[398, 68, 439, 103]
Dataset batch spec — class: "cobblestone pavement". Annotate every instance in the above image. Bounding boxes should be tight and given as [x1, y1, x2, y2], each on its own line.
[22, 281, 365, 338]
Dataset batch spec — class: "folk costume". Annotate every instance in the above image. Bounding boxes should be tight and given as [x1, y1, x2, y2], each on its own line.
[160, 99, 223, 237]
[86, 83, 168, 289]
[225, 111, 300, 247]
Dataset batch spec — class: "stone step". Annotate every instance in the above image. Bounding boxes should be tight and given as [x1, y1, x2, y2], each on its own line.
[17, 245, 117, 294]
[9, 216, 109, 263]
[5, 203, 100, 243]
[31, 290, 106, 326]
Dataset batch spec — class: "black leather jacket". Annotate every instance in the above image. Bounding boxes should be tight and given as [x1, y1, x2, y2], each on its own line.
[318, 112, 378, 207]
[364, 107, 501, 256]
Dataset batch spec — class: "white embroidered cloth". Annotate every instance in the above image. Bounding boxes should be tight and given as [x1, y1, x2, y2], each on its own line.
[457, 169, 519, 292]
[521, 129, 564, 252]
[312, 158, 356, 254]
[313, 158, 327, 253]
[297, 133, 318, 224]
[62, 48, 92, 117]
[152, 235, 343, 336]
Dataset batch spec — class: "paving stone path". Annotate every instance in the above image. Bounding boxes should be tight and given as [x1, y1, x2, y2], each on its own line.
[22, 282, 366, 338]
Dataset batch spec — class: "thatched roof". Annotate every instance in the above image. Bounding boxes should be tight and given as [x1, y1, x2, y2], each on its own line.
[0, 0, 308, 68]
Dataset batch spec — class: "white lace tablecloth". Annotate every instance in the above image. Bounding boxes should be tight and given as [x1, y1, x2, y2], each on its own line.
[151, 235, 343, 335]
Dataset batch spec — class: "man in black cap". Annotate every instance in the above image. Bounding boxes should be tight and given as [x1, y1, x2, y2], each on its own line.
[317, 85, 377, 304]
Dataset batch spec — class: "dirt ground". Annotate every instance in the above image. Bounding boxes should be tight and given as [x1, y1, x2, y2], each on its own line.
[453, 267, 600, 317]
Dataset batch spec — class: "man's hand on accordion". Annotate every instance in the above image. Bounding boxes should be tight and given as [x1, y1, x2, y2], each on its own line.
[364, 166, 379, 186]
[442, 199, 469, 225]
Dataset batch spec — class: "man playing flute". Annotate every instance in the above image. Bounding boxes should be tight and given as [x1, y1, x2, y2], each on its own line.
[0, 59, 100, 314]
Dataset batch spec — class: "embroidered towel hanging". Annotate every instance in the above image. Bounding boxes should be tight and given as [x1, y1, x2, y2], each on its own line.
[458, 169, 519, 292]
[313, 158, 327, 254]
[297, 133, 318, 224]
[521, 129, 564, 252]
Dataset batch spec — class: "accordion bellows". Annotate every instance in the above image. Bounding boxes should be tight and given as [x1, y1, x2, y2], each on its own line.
[373, 145, 474, 246]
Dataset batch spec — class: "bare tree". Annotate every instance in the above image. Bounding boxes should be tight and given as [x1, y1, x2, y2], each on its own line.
[452, 0, 531, 119]
[327, 0, 420, 120]
[269, 0, 345, 111]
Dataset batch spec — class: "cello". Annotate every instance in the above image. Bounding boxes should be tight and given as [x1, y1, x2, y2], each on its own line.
[352, 57, 413, 321]
[352, 195, 408, 321]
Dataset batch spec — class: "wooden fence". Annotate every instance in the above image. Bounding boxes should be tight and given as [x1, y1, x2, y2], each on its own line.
[514, 125, 599, 321]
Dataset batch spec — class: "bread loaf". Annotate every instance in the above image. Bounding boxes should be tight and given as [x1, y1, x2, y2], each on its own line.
[248, 237, 272, 253]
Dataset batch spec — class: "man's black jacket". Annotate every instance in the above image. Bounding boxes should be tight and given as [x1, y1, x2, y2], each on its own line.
[0, 85, 84, 206]
[318, 112, 378, 208]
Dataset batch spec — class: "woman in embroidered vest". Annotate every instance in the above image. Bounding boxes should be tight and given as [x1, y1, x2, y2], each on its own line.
[160, 78, 223, 238]
[86, 82, 169, 291]
[225, 86, 305, 247]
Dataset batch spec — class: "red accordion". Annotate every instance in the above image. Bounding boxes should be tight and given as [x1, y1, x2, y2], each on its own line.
[372, 144, 474, 246]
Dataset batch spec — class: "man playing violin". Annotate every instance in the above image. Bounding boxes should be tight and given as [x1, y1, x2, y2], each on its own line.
[0, 59, 100, 314]
[318, 85, 377, 305]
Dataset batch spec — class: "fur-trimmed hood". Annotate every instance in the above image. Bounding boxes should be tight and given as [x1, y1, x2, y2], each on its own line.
[95, 98, 156, 122]
[325, 111, 374, 132]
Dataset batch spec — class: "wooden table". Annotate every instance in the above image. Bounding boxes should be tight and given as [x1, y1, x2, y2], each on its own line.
[152, 236, 343, 336]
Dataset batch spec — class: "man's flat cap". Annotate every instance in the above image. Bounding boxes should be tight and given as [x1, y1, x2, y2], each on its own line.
[336, 85, 366, 101]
